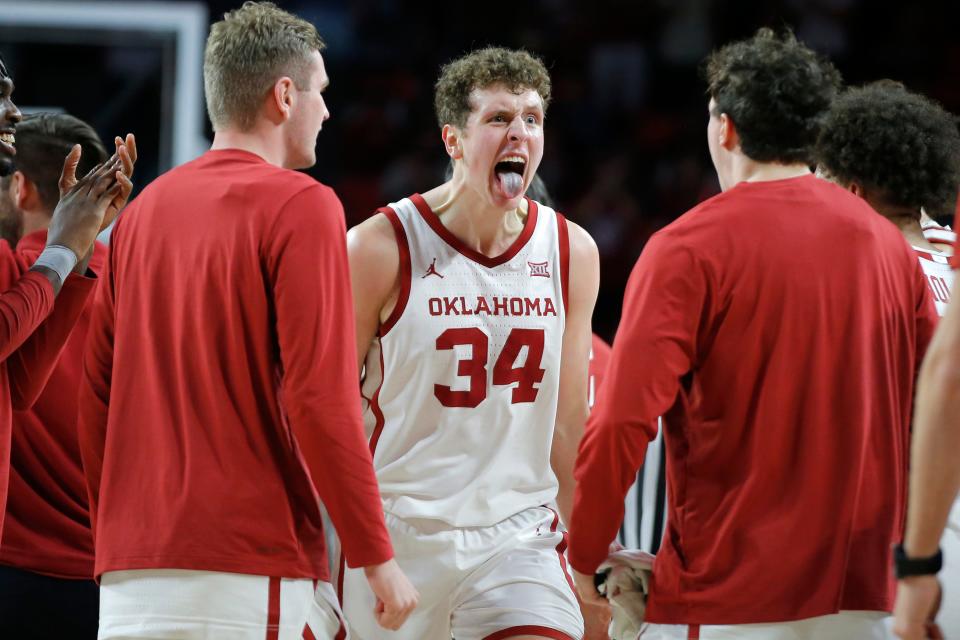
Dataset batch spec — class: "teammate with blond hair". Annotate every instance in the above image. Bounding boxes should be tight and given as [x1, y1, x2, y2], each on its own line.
[79, 4, 416, 638]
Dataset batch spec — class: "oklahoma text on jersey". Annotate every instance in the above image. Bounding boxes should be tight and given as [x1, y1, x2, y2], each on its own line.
[427, 295, 558, 317]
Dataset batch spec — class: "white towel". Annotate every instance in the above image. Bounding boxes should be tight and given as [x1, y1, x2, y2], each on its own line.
[596, 549, 655, 640]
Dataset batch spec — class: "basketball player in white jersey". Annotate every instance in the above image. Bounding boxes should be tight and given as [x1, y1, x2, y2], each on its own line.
[921, 210, 955, 252]
[817, 79, 960, 636]
[344, 47, 600, 640]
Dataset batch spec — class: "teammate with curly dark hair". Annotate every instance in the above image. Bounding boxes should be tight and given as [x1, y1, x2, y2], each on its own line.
[817, 81, 960, 251]
[568, 27, 937, 639]
[704, 27, 842, 170]
[819, 82, 960, 637]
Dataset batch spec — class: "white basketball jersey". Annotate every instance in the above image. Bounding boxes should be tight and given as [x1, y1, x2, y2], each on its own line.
[922, 219, 956, 247]
[913, 231, 955, 317]
[361, 194, 569, 527]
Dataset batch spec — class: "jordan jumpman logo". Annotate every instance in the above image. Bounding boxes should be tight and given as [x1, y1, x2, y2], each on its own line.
[422, 258, 444, 279]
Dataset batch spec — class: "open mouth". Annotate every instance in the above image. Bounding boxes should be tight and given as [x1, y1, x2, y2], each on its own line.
[0, 132, 14, 148]
[494, 155, 526, 199]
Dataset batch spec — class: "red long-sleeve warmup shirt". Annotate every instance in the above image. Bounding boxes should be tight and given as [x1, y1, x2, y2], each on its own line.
[0, 231, 106, 578]
[569, 175, 938, 624]
[589, 334, 612, 410]
[78, 149, 393, 580]
[0, 242, 96, 537]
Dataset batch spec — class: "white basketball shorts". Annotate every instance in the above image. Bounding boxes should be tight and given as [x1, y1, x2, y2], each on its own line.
[98, 569, 346, 640]
[340, 505, 584, 640]
[640, 610, 890, 639]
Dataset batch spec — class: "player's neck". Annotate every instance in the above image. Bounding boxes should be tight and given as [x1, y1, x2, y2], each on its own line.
[422, 182, 527, 258]
[732, 157, 810, 186]
[896, 215, 940, 253]
[21, 211, 50, 238]
[210, 129, 284, 167]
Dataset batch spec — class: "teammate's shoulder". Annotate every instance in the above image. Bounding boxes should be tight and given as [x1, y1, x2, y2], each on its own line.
[347, 207, 401, 264]
[560, 216, 599, 263]
[649, 193, 725, 244]
[266, 169, 333, 202]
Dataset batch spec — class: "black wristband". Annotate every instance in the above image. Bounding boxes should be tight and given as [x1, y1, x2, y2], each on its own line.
[894, 544, 943, 578]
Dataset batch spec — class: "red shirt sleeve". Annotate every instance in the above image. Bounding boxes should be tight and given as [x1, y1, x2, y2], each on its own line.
[569, 232, 708, 574]
[0, 242, 55, 362]
[265, 184, 393, 568]
[8, 269, 97, 410]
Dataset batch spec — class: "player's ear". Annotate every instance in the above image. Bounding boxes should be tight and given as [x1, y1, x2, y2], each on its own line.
[442, 125, 463, 160]
[848, 182, 865, 198]
[9, 170, 32, 210]
[718, 113, 739, 151]
[271, 77, 295, 122]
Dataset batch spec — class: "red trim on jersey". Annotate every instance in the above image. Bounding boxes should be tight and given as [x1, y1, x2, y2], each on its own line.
[688, 624, 702, 639]
[409, 193, 539, 268]
[379, 207, 411, 336]
[547, 507, 578, 594]
[266, 576, 281, 640]
[332, 554, 348, 640]
[367, 348, 387, 455]
[913, 247, 951, 264]
[556, 213, 571, 313]
[332, 603, 347, 640]
[336, 550, 346, 605]
[302, 624, 317, 640]
[482, 626, 575, 640]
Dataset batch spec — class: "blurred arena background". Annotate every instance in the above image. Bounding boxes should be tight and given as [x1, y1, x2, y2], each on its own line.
[1, 0, 957, 338]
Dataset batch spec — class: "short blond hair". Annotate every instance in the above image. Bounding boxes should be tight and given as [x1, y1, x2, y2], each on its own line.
[434, 47, 551, 128]
[204, 1, 325, 131]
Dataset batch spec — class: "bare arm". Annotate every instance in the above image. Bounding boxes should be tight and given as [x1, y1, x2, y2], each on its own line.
[905, 292, 958, 556]
[345, 210, 420, 628]
[893, 262, 955, 640]
[347, 212, 401, 370]
[552, 220, 600, 526]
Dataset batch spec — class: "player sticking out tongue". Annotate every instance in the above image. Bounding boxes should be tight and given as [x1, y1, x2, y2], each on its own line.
[495, 155, 526, 199]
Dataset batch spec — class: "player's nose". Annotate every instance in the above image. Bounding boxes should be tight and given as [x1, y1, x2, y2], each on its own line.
[1, 97, 21, 126]
[507, 116, 530, 142]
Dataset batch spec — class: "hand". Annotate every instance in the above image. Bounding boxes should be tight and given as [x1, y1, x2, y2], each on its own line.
[47, 147, 126, 259]
[102, 134, 137, 229]
[577, 588, 611, 640]
[573, 567, 610, 609]
[892, 576, 943, 639]
[58, 133, 136, 232]
[364, 558, 419, 630]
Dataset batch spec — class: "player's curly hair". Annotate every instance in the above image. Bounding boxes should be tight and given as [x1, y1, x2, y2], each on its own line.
[434, 47, 551, 129]
[816, 81, 960, 217]
[704, 28, 842, 165]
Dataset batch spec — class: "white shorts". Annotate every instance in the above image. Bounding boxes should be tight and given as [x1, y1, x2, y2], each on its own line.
[99, 569, 346, 640]
[640, 610, 890, 639]
[340, 506, 584, 640]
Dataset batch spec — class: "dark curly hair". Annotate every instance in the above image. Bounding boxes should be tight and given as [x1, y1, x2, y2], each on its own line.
[705, 28, 842, 165]
[816, 81, 960, 217]
[434, 47, 551, 129]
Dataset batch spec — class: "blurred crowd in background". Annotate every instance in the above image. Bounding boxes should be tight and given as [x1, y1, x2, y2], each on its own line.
[3, 0, 959, 337]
